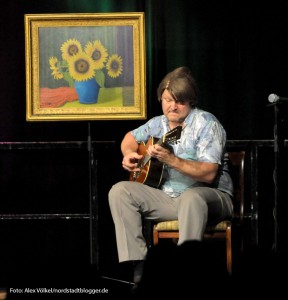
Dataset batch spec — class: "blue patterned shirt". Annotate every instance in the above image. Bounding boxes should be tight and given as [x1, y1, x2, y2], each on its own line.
[131, 108, 233, 198]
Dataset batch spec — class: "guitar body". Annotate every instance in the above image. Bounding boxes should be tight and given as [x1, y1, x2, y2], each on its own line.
[129, 126, 182, 188]
[129, 136, 164, 188]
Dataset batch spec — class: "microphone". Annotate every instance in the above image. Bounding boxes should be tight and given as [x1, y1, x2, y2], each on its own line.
[268, 93, 288, 103]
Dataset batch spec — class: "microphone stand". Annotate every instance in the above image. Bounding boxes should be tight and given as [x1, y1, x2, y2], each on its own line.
[267, 100, 285, 253]
[273, 103, 280, 253]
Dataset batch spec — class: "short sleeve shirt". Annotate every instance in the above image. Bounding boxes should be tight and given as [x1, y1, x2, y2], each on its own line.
[131, 108, 234, 198]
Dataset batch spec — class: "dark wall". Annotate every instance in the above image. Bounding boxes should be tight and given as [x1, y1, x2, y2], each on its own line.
[1, 0, 288, 143]
[1, 0, 288, 286]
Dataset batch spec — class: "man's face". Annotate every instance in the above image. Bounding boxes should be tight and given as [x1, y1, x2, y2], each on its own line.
[161, 89, 192, 124]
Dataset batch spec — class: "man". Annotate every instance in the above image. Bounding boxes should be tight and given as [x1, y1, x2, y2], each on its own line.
[108, 66, 234, 287]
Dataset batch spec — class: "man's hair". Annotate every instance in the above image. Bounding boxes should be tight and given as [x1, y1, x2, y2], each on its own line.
[157, 66, 199, 108]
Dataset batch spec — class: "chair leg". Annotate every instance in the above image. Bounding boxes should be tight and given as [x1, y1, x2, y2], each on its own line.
[226, 225, 232, 274]
[153, 225, 159, 245]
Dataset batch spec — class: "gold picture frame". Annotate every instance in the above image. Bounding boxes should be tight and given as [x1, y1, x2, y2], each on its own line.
[24, 13, 146, 121]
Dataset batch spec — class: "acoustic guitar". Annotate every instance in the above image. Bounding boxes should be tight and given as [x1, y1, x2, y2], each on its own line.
[129, 126, 182, 188]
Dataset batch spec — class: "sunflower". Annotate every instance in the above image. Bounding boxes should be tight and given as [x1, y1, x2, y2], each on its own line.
[84, 40, 108, 70]
[49, 56, 58, 69]
[61, 38, 82, 61]
[106, 54, 123, 78]
[49, 57, 63, 80]
[51, 68, 64, 80]
[68, 52, 95, 81]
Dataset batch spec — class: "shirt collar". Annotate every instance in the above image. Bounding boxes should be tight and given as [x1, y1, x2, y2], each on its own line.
[162, 108, 197, 130]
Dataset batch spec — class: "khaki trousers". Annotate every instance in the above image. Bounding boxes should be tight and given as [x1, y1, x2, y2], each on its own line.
[108, 181, 233, 262]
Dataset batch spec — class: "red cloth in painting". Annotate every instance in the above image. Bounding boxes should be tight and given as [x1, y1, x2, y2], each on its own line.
[40, 87, 78, 108]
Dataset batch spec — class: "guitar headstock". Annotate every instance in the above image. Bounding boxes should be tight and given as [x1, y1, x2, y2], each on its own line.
[162, 126, 182, 145]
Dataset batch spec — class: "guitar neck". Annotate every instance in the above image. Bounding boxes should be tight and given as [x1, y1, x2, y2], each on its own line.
[156, 136, 165, 146]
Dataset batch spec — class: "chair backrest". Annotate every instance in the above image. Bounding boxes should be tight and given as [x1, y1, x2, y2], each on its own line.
[227, 151, 245, 223]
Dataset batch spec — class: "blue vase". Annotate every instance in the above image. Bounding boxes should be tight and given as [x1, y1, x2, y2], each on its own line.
[74, 79, 100, 104]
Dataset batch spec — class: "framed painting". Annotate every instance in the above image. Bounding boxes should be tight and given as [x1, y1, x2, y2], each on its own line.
[24, 13, 146, 121]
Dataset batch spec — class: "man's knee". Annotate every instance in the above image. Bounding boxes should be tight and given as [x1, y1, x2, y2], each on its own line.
[109, 181, 135, 206]
[178, 189, 208, 209]
[108, 181, 128, 205]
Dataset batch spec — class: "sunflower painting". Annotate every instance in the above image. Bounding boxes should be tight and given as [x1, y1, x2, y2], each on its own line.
[45, 37, 124, 106]
[25, 13, 146, 120]
[43, 33, 125, 107]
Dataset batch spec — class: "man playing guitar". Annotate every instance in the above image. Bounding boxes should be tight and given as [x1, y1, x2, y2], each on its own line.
[108, 66, 234, 291]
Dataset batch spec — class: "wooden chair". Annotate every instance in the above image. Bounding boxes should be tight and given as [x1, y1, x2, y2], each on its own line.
[152, 151, 245, 274]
